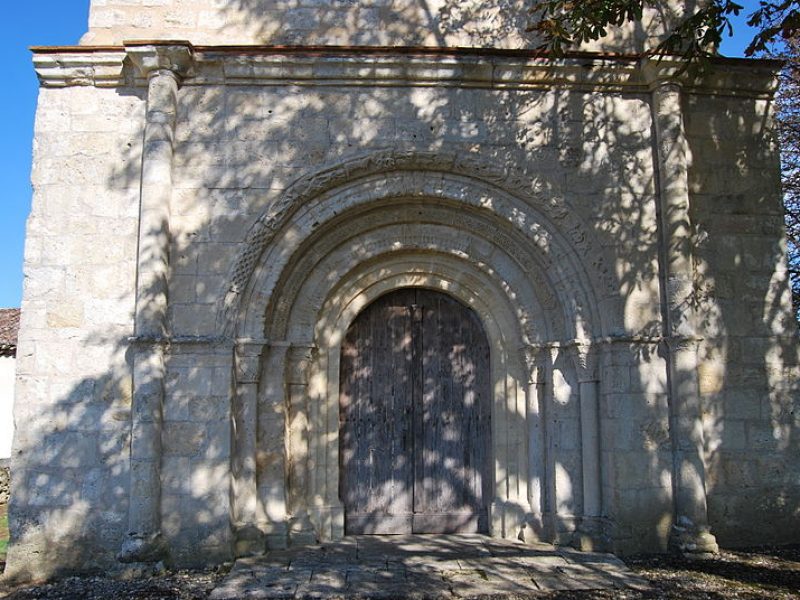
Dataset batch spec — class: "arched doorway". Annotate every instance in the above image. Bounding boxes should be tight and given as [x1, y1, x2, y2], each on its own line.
[338, 288, 493, 535]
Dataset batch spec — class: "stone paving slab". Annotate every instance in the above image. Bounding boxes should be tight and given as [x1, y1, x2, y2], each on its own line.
[210, 535, 649, 599]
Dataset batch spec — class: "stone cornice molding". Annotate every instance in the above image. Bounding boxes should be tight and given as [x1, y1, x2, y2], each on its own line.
[31, 46, 780, 97]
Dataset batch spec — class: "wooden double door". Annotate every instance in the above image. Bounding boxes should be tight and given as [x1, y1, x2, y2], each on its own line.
[339, 288, 492, 534]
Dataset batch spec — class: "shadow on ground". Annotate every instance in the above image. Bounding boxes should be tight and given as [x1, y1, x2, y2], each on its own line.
[1, 543, 799, 599]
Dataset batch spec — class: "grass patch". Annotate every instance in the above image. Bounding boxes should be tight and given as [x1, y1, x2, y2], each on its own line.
[0, 510, 7, 556]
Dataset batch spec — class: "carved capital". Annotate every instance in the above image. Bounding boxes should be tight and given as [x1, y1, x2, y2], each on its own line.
[235, 341, 264, 384]
[125, 41, 196, 80]
[519, 345, 543, 384]
[568, 342, 597, 383]
[286, 344, 316, 385]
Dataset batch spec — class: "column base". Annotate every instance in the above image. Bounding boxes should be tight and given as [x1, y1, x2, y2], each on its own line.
[309, 504, 345, 542]
[289, 511, 318, 546]
[572, 517, 610, 552]
[669, 519, 718, 557]
[117, 532, 168, 564]
[233, 524, 266, 557]
[490, 501, 529, 540]
[520, 512, 549, 544]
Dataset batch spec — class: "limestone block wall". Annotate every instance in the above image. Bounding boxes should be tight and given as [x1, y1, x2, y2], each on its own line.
[9, 41, 798, 578]
[685, 93, 800, 547]
[163, 76, 667, 555]
[81, 0, 685, 53]
[7, 85, 144, 577]
[0, 355, 15, 459]
[160, 344, 233, 564]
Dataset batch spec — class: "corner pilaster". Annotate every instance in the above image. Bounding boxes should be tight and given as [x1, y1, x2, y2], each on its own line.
[646, 64, 718, 556]
[119, 42, 195, 564]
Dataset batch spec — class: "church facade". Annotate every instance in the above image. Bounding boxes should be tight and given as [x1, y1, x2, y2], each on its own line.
[7, 0, 800, 578]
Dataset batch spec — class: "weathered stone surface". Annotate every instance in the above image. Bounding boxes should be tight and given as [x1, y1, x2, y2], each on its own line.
[80, 0, 686, 52]
[6, 0, 799, 581]
[210, 536, 649, 598]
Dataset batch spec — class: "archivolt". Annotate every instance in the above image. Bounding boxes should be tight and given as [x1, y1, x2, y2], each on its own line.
[219, 150, 617, 340]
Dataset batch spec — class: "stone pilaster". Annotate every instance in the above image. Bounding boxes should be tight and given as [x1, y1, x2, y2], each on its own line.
[648, 71, 718, 556]
[569, 343, 605, 550]
[257, 343, 291, 549]
[119, 42, 195, 564]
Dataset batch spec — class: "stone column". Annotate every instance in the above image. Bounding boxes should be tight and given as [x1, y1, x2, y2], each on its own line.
[286, 344, 317, 545]
[649, 71, 718, 555]
[258, 343, 290, 549]
[522, 345, 547, 542]
[570, 343, 604, 550]
[232, 340, 264, 556]
[119, 42, 194, 564]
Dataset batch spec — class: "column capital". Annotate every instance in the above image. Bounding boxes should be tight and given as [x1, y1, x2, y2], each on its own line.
[125, 40, 196, 80]
[519, 345, 541, 384]
[235, 341, 265, 384]
[567, 341, 598, 383]
[287, 343, 316, 385]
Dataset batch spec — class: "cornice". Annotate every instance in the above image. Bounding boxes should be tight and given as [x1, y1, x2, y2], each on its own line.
[30, 45, 780, 97]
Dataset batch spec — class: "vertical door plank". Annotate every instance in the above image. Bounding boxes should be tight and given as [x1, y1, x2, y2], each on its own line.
[339, 291, 414, 533]
[413, 290, 491, 534]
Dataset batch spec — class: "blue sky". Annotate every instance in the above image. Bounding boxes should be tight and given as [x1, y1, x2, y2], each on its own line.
[1, 2, 90, 308]
[0, 0, 760, 308]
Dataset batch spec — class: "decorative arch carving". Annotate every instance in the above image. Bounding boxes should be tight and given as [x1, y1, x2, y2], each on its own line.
[218, 149, 618, 339]
[225, 149, 619, 549]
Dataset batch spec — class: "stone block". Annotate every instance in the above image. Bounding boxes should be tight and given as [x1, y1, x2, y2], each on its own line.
[163, 422, 207, 457]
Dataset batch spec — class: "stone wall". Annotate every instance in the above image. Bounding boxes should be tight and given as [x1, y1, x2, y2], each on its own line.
[7, 84, 143, 577]
[7, 7, 800, 579]
[81, 0, 685, 52]
[0, 464, 9, 506]
[686, 93, 800, 547]
[0, 356, 15, 459]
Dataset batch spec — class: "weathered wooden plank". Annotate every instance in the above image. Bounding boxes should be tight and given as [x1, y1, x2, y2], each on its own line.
[340, 292, 414, 534]
[340, 288, 491, 535]
[415, 290, 491, 534]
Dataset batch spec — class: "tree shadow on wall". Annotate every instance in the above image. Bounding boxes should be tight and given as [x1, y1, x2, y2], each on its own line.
[6, 0, 800, 582]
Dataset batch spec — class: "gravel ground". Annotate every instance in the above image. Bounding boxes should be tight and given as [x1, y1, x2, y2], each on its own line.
[0, 545, 798, 599]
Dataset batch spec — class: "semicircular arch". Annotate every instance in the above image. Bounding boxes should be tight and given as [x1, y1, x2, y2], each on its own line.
[220, 151, 618, 341]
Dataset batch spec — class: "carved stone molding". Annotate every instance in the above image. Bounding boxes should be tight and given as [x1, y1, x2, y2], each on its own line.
[32, 48, 780, 98]
[219, 149, 616, 336]
[264, 219, 563, 343]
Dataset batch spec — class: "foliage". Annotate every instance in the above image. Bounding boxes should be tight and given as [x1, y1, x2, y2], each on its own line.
[530, 2, 800, 320]
[772, 38, 800, 318]
[0, 511, 7, 556]
[528, 0, 800, 60]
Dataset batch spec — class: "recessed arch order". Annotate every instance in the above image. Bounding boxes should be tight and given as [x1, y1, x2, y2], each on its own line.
[222, 150, 616, 545]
